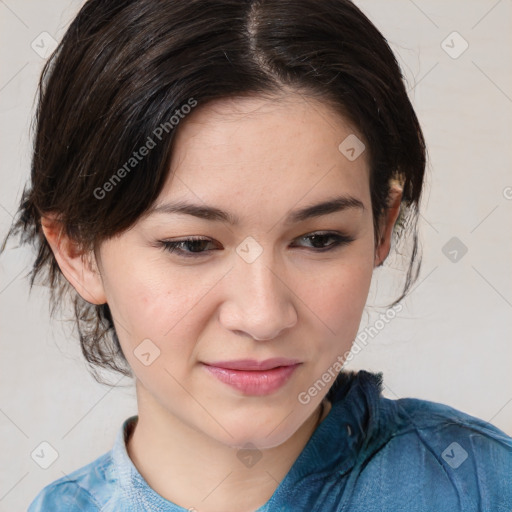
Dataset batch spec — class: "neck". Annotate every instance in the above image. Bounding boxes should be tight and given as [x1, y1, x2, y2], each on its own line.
[127, 386, 331, 512]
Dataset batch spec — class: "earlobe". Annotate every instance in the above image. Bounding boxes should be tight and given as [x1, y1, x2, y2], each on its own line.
[374, 183, 403, 267]
[41, 214, 107, 305]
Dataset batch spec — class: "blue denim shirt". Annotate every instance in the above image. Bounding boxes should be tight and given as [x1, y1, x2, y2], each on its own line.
[28, 370, 512, 511]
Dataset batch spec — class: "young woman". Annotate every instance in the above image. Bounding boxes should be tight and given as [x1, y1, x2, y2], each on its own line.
[3, 0, 511, 510]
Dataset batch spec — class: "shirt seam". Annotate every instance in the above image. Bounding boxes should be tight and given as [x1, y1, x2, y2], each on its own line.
[52, 479, 103, 511]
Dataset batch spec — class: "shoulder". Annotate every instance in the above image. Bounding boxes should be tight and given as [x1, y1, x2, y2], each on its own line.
[352, 396, 512, 511]
[390, 396, 512, 460]
[27, 452, 115, 512]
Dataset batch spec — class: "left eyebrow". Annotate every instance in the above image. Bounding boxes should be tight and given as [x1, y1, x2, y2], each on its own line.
[145, 194, 365, 225]
[285, 195, 365, 224]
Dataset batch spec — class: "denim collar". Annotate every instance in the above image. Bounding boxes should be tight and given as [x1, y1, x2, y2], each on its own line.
[284, 369, 387, 481]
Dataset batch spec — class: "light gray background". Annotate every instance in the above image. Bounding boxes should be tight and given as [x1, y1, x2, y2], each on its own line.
[1, 1, 511, 510]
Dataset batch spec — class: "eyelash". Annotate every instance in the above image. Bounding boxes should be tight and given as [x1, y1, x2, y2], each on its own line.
[157, 231, 355, 258]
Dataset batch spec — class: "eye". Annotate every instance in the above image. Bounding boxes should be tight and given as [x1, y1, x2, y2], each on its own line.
[157, 231, 354, 259]
[292, 231, 355, 251]
[159, 236, 218, 258]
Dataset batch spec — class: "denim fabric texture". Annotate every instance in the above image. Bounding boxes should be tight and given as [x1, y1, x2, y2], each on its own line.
[28, 370, 512, 511]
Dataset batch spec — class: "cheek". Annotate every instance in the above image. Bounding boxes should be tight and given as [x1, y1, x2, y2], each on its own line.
[311, 267, 372, 338]
[301, 245, 374, 330]
[102, 256, 222, 374]
[99, 251, 194, 343]
[101, 240, 191, 322]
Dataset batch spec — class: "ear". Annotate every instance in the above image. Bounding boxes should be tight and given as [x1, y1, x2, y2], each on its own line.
[374, 182, 403, 267]
[41, 214, 107, 305]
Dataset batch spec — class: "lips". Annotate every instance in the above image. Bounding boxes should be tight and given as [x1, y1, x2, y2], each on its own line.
[204, 357, 301, 371]
[202, 358, 301, 395]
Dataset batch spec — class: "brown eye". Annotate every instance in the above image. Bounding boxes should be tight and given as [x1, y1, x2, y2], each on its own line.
[159, 237, 218, 257]
[293, 232, 355, 251]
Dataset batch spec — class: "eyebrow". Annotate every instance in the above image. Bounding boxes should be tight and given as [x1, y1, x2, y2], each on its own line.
[146, 195, 365, 225]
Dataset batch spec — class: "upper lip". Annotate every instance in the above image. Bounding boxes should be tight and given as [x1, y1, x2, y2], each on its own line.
[203, 358, 301, 371]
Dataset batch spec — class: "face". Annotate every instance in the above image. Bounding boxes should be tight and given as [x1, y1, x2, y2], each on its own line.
[50, 93, 398, 449]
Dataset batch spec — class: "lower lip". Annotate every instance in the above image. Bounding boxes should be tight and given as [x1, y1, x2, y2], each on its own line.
[202, 363, 301, 395]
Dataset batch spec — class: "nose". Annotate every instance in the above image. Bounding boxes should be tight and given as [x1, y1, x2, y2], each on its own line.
[219, 253, 298, 341]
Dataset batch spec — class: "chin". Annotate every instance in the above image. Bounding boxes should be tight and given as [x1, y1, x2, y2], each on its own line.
[214, 417, 302, 451]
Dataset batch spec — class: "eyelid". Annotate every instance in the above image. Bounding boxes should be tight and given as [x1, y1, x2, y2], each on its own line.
[292, 231, 355, 247]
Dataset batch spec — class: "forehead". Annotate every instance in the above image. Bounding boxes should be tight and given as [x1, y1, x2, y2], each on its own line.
[155, 93, 370, 220]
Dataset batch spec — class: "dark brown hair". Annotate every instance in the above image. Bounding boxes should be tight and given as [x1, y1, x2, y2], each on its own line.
[2, 0, 426, 384]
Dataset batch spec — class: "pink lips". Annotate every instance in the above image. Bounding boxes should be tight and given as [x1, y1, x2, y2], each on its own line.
[202, 358, 301, 395]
